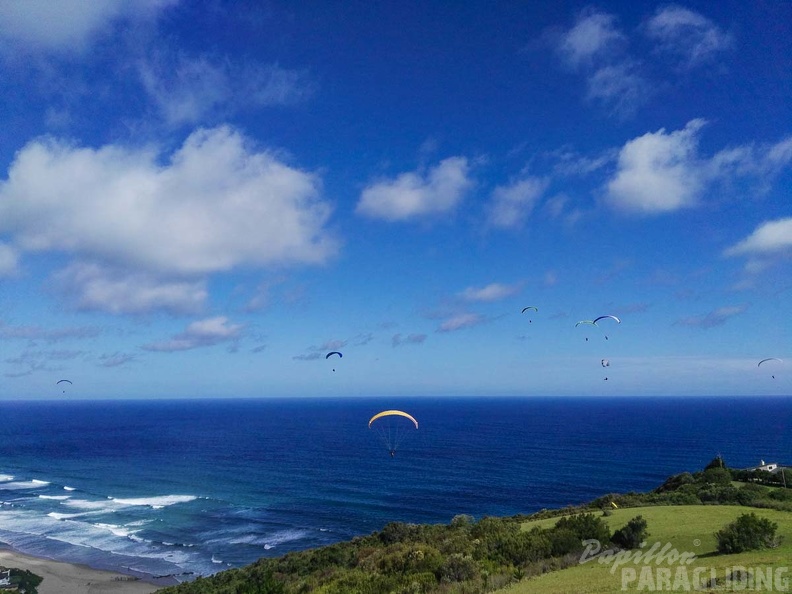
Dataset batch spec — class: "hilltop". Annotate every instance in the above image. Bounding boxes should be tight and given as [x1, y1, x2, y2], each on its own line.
[155, 458, 792, 593]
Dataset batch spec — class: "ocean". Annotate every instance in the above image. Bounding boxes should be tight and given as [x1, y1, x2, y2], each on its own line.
[0, 396, 789, 582]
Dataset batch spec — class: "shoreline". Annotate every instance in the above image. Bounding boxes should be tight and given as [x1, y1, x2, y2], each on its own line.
[0, 546, 175, 594]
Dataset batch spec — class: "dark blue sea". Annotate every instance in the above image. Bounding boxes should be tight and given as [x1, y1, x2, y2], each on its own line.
[0, 397, 789, 582]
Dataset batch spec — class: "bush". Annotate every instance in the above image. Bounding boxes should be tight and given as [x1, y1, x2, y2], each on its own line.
[611, 516, 649, 550]
[553, 513, 611, 545]
[439, 553, 478, 583]
[715, 513, 780, 554]
[701, 467, 732, 485]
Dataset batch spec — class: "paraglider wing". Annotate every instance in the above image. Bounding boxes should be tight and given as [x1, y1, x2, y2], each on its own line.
[368, 410, 418, 429]
[575, 320, 597, 327]
[601, 359, 610, 367]
[56, 379, 73, 385]
[758, 358, 782, 367]
[521, 306, 538, 313]
[325, 351, 342, 359]
[593, 315, 621, 324]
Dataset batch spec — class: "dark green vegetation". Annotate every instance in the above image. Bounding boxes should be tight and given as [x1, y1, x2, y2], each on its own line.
[715, 512, 780, 554]
[0, 567, 43, 594]
[157, 459, 791, 594]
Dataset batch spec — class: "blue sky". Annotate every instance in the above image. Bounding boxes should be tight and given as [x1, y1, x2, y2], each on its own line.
[0, 0, 789, 399]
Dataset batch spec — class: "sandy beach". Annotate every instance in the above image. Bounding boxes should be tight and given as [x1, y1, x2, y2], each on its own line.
[0, 549, 162, 594]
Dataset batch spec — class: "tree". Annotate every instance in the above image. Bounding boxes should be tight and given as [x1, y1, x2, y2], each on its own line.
[704, 456, 727, 471]
[702, 467, 732, 485]
[611, 516, 649, 550]
[715, 513, 779, 554]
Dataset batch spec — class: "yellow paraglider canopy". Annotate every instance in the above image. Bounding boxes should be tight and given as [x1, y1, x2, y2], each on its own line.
[368, 410, 418, 429]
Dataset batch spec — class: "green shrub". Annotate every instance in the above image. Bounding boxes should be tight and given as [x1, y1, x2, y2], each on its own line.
[701, 467, 732, 485]
[715, 512, 780, 554]
[553, 513, 611, 545]
[611, 516, 649, 550]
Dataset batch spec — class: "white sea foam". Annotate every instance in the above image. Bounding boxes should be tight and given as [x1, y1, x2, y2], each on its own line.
[0, 475, 14, 482]
[110, 495, 197, 509]
[211, 555, 223, 564]
[224, 528, 309, 548]
[39, 495, 70, 500]
[0, 480, 51, 490]
[47, 512, 83, 520]
[63, 486, 76, 491]
[63, 499, 119, 511]
[94, 523, 135, 538]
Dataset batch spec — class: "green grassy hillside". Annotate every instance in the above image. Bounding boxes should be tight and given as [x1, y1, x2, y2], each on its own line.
[156, 461, 792, 594]
[498, 505, 792, 593]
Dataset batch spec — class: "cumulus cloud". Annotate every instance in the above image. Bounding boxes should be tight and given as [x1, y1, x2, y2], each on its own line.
[437, 312, 485, 333]
[645, 5, 732, 67]
[0, 0, 176, 53]
[710, 136, 792, 178]
[676, 305, 747, 329]
[142, 316, 243, 352]
[605, 122, 792, 216]
[725, 218, 792, 257]
[55, 263, 207, 315]
[551, 9, 650, 116]
[487, 177, 548, 229]
[557, 9, 626, 68]
[356, 157, 472, 222]
[459, 283, 521, 303]
[0, 126, 337, 314]
[606, 119, 707, 214]
[139, 53, 313, 127]
[392, 333, 427, 347]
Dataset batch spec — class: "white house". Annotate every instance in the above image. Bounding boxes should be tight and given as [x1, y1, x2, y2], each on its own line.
[746, 460, 779, 473]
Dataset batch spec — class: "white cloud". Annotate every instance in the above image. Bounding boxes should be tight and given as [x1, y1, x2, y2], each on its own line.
[710, 136, 792, 178]
[0, 321, 99, 342]
[724, 218, 792, 257]
[356, 157, 472, 222]
[142, 316, 243, 352]
[0, 0, 176, 53]
[392, 333, 427, 347]
[98, 352, 137, 367]
[487, 177, 548, 229]
[0, 126, 337, 313]
[0, 243, 19, 276]
[139, 53, 313, 127]
[606, 119, 707, 214]
[459, 283, 520, 303]
[558, 9, 625, 68]
[675, 305, 747, 329]
[586, 62, 651, 117]
[645, 5, 732, 67]
[552, 9, 649, 116]
[56, 262, 207, 315]
[437, 313, 485, 333]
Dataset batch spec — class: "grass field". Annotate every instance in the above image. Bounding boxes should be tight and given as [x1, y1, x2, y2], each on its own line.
[496, 506, 792, 593]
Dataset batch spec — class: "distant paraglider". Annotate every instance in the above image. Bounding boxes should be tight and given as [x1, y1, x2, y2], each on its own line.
[593, 315, 620, 340]
[576, 320, 597, 341]
[326, 351, 342, 372]
[521, 306, 538, 323]
[57, 379, 72, 394]
[368, 410, 419, 457]
[758, 358, 782, 379]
